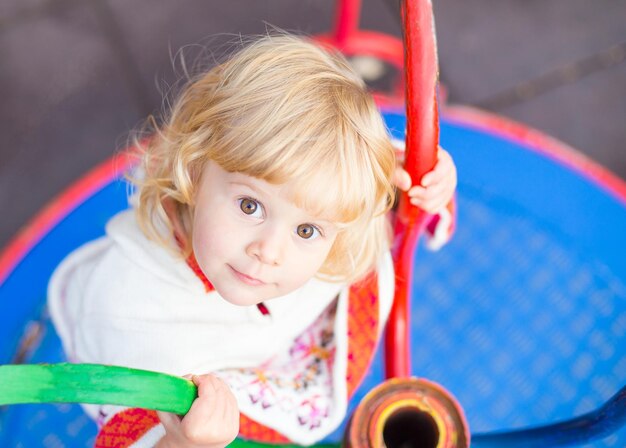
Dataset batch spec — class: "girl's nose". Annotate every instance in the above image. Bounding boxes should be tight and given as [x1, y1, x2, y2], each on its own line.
[246, 229, 284, 266]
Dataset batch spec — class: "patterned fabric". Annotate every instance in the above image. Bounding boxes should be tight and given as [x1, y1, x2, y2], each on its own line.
[239, 416, 290, 444]
[225, 301, 338, 441]
[95, 408, 159, 448]
[346, 273, 380, 397]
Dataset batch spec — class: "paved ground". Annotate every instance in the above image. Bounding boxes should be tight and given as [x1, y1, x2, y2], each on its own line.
[1, 0, 625, 249]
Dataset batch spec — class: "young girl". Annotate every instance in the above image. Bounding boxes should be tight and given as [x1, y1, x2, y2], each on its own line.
[48, 34, 456, 447]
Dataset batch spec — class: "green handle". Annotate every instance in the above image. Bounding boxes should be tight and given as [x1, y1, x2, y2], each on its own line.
[0, 363, 342, 447]
[0, 363, 196, 414]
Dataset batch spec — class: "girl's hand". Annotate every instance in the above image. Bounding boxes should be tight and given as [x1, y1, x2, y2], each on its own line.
[393, 147, 457, 214]
[156, 374, 239, 448]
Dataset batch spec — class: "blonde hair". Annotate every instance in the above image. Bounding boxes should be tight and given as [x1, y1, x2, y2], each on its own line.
[135, 34, 396, 283]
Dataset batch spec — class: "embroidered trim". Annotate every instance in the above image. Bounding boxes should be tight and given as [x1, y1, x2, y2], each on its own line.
[95, 408, 160, 448]
[239, 415, 291, 444]
[346, 272, 379, 397]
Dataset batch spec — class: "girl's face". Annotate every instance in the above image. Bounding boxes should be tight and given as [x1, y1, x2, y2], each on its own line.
[191, 161, 339, 306]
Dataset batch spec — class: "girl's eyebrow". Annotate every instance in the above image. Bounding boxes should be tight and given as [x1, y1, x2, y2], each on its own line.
[227, 180, 270, 197]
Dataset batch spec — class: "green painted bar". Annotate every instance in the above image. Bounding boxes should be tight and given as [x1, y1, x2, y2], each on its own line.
[0, 363, 196, 415]
[0, 363, 345, 446]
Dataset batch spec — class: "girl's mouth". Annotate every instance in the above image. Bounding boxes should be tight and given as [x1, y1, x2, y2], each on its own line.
[229, 265, 266, 286]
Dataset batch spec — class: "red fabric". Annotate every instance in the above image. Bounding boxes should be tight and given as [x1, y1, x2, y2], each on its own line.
[346, 272, 380, 397]
[95, 408, 160, 448]
[256, 302, 270, 316]
[426, 196, 457, 241]
[239, 415, 292, 444]
[185, 251, 214, 293]
[174, 231, 214, 292]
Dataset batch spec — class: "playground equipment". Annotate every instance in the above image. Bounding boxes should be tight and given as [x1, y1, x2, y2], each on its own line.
[1, 0, 625, 446]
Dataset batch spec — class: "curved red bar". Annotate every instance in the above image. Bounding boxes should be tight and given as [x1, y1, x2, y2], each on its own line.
[385, 0, 440, 379]
[334, 0, 361, 47]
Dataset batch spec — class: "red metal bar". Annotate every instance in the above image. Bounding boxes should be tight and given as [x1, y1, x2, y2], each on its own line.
[316, 30, 404, 68]
[334, 0, 362, 47]
[385, 0, 440, 379]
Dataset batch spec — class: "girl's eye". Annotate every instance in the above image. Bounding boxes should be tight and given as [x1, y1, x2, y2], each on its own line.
[239, 198, 262, 217]
[296, 224, 321, 240]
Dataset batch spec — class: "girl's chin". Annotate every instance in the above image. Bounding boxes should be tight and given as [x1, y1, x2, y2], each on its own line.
[214, 286, 273, 307]
[217, 293, 259, 307]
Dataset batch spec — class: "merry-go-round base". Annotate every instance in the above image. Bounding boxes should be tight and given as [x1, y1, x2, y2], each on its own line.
[0, 108, 624, 447]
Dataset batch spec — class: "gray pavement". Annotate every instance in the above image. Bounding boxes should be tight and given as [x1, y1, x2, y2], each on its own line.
[1, 0, 625, 250]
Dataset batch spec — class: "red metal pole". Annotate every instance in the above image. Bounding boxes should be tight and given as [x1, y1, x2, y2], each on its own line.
[334, 0, 361, 47]
[385, 0, 440, 379]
